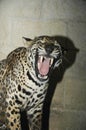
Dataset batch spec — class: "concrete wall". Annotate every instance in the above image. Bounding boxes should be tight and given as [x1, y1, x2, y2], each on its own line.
[0, 0, 86, 130]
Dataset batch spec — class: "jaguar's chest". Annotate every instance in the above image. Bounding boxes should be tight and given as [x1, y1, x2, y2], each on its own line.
[16, 84, 48, 110]
[6, 69, 48, 109]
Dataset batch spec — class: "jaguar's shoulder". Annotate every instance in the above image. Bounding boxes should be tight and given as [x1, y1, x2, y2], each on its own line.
[7, 47, 27, 62]
[0, 47, 27, 81]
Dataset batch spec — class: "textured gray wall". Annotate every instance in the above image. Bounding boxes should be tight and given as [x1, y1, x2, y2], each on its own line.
[0, 0, 86, 130]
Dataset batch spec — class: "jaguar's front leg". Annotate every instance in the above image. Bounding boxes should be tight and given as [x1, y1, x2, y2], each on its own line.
[6, 103, 21, 130]
[27, 107, 43, 130]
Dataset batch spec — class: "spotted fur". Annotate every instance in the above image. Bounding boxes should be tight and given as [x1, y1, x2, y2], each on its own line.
[0, 36, 62, 130]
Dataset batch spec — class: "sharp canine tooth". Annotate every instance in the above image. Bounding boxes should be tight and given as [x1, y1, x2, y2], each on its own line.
[40, 56, 43, 62]
[50, 58, 53, 65]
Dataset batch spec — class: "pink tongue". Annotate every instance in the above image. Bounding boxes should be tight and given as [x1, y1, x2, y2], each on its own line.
[39, 59, 50, 76]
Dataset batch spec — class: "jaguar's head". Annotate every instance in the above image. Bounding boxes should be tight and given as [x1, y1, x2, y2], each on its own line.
[23, 36, 62, 82]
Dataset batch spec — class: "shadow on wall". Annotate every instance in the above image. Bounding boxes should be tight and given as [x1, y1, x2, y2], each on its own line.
[21, 35, 79, 130]
[42, 35, 79, 130]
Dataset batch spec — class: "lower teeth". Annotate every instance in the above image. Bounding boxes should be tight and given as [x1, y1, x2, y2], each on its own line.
[38, 74, 47, 79]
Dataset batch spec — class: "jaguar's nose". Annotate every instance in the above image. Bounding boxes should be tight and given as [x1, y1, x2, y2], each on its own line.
[45, 44, 54, 54]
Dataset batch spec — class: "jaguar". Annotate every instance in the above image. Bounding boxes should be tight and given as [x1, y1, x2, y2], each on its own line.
[0, 36, 62, 130]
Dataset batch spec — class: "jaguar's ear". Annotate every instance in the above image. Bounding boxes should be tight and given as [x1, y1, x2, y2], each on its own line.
[22, 37, 33, 46]
[22, 37, 32, 42]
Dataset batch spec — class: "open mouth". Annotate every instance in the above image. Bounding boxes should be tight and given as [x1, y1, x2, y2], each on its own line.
[37, 55, 54, 78]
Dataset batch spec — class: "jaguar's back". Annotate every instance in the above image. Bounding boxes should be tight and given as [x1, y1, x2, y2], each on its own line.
[0, 59, 7, 82]
[0, 59, 7, 129]
[0, 47, 27, 129]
